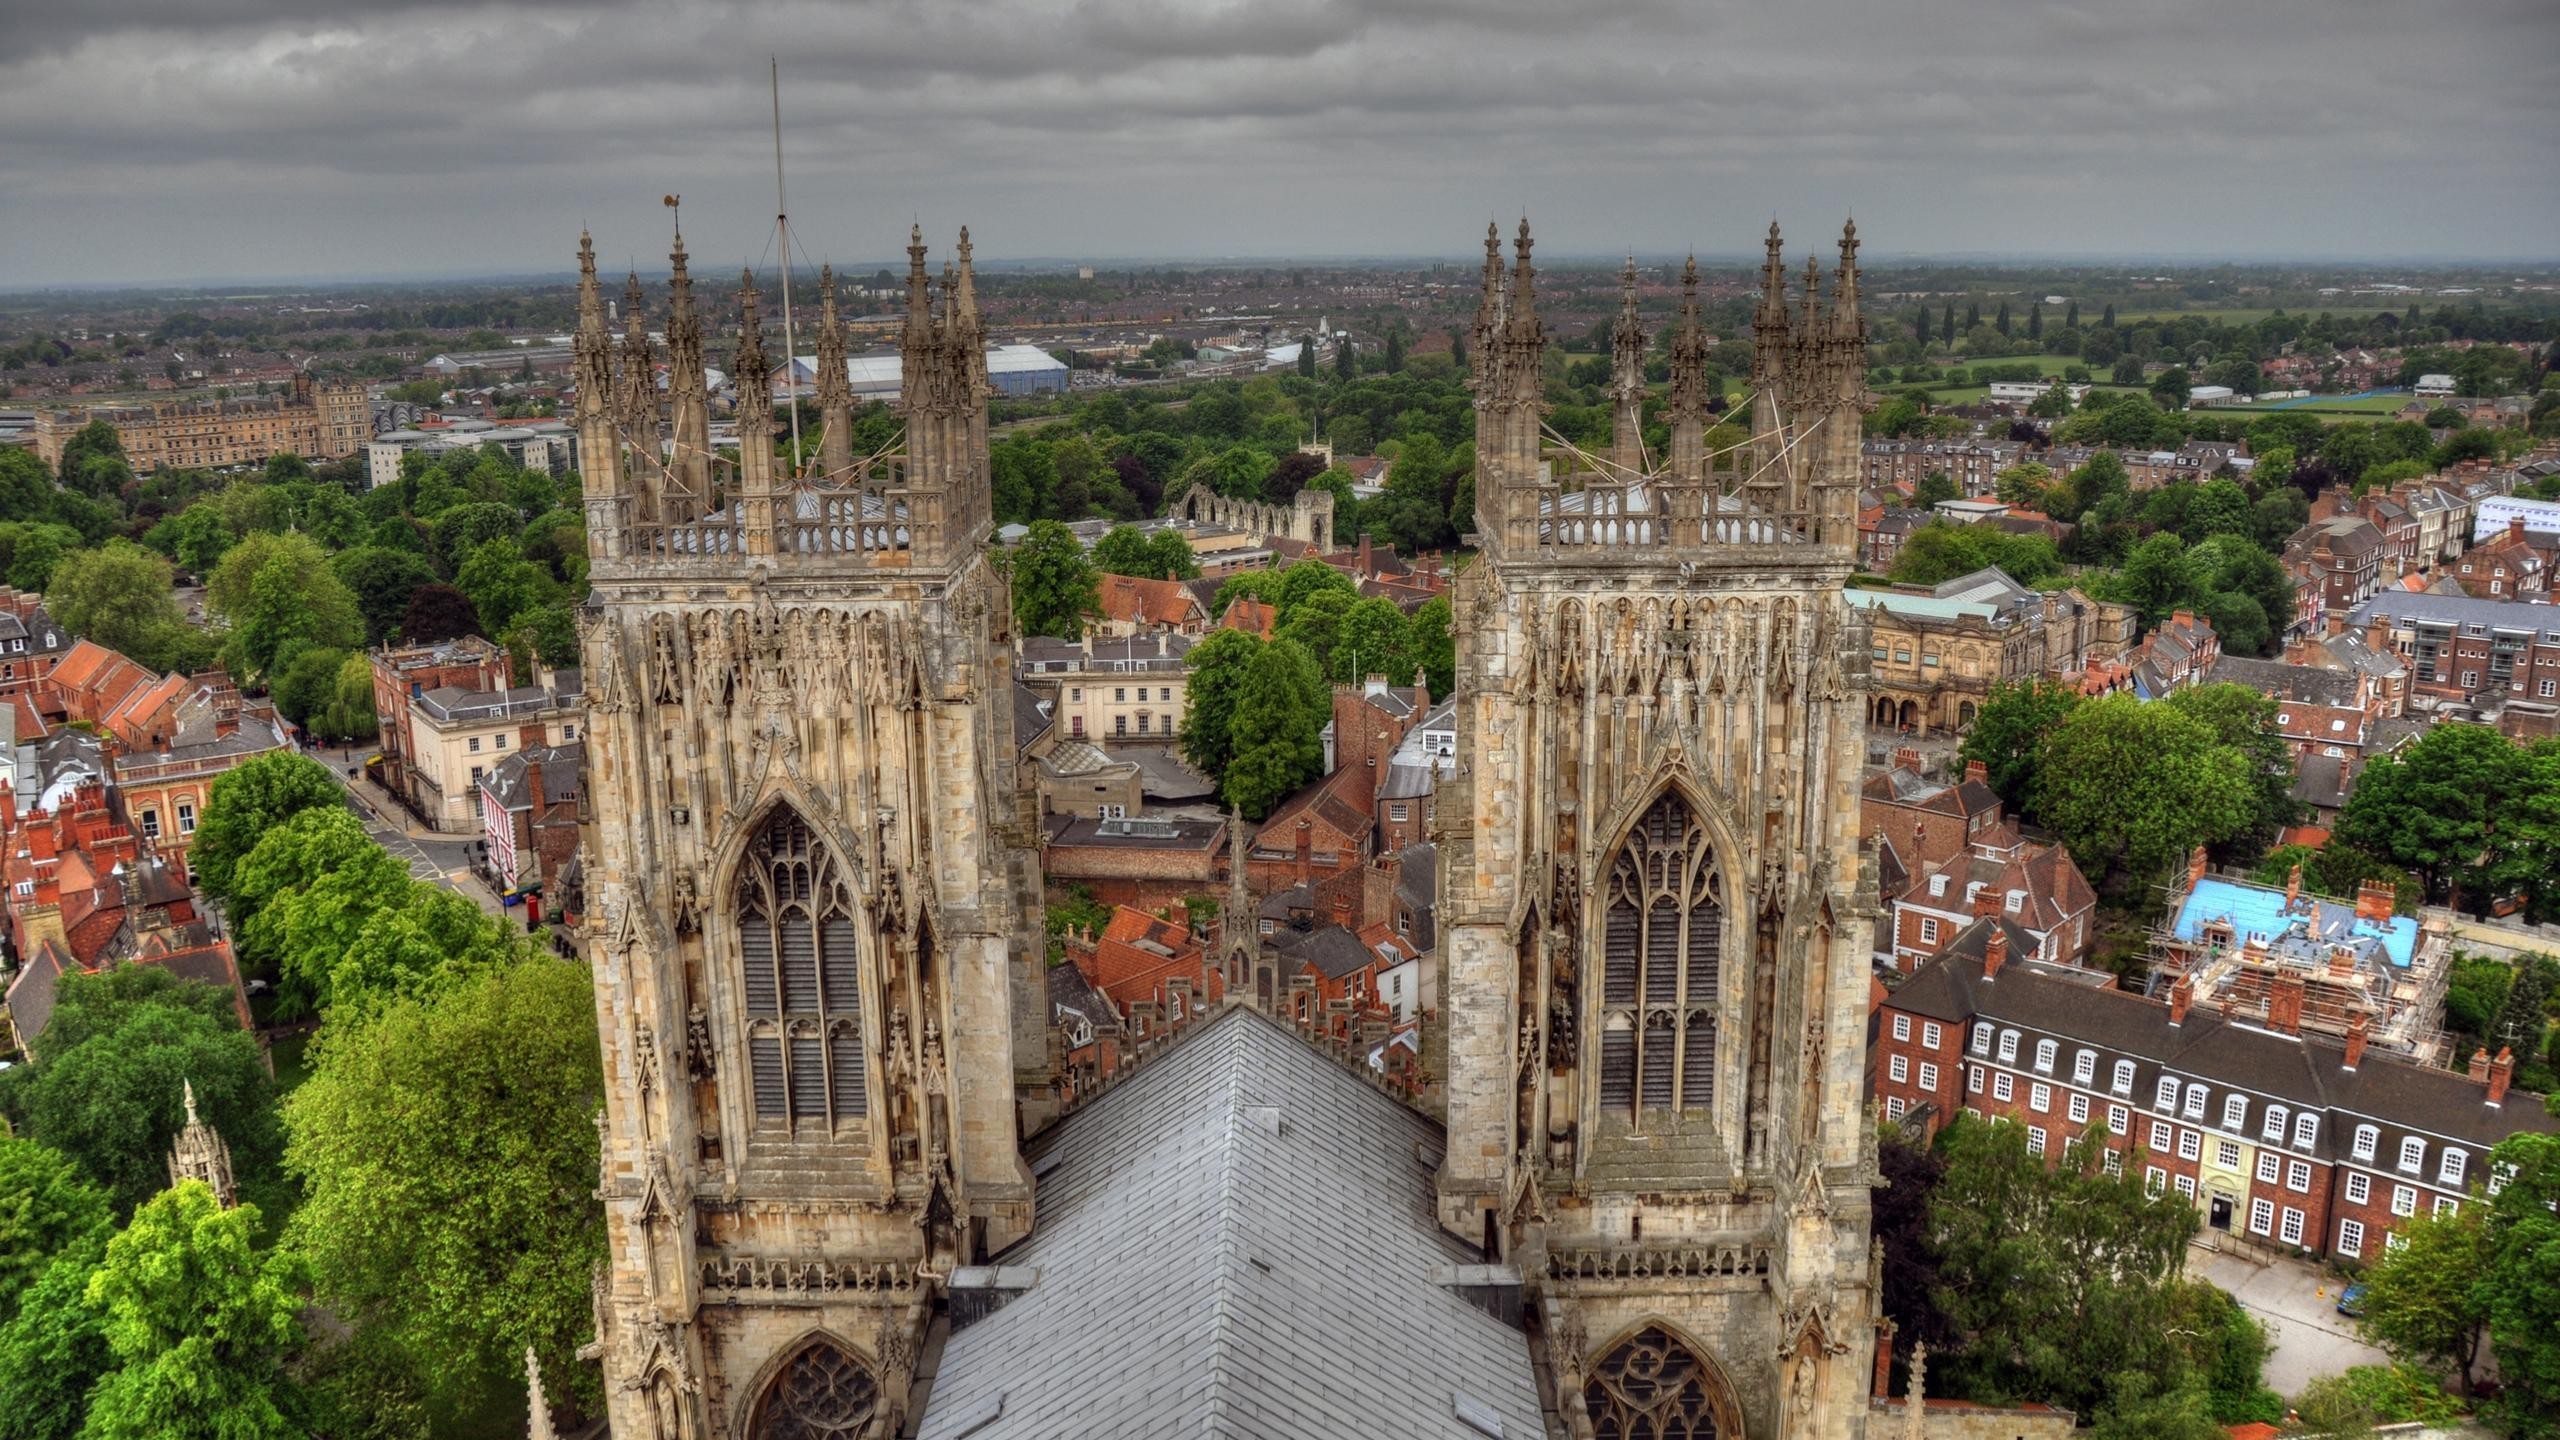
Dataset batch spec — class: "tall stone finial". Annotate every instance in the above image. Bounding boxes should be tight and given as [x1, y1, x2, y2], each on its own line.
[525, 1345, 558, 1440]
[814, 262, 854, 480]
[662, 219, 711, 509]
[1902, 1341, 1927, 1440]
[1472, 219, 1503, 347]
[1831, 217, 1865, 343]
[733, 268, 769, 406]
[1799, 252, 1825, 334]
[951, 225, 980, 332]
[1507, 216, 1537, 326]
[1609, 257, 1648, 478]
[904, 224, 933, 343]
[167, 1078, 237, 1208]
[1665, 254, 1712, 480]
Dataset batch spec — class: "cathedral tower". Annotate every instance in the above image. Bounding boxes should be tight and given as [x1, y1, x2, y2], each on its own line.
[1436, 222, 1883, 1439]
[576, 227, 1044, 1440]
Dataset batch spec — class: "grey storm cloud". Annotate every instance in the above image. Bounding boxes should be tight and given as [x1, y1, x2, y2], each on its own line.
[0, 0, 2553, 284]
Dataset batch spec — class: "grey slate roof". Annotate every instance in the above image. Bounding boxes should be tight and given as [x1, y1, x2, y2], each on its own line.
[2206, 655, 2359, 709]
[919, 1007, 1543, 1440]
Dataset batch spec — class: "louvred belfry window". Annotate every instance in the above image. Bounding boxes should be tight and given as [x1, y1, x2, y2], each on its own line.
[1599, 792, 1722, 1120]
[736, 809, 867, 1128]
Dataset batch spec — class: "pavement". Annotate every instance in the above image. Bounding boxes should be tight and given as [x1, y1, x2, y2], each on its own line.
[315, 747, 506, 917]
[2187, 1240, 2392, 1398]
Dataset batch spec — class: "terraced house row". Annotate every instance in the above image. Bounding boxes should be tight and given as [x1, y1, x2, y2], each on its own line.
[1872, 918, 2557, 1264]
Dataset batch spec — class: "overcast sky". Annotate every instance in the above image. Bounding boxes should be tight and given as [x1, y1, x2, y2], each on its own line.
[2, 0, 2554, 287]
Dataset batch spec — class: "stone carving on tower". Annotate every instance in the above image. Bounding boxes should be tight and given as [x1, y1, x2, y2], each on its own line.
[1436, 219, 1883, 1439]
[576, 222, 1043, 1440]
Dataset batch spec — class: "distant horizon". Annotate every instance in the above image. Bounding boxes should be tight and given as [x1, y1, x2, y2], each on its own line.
[9, 248, 2560, 297]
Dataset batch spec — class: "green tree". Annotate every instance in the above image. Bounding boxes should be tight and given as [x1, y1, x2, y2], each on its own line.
[1958, 680, 2086, 816]
[269, 645, 352, 737]
[143, 504, 236, 574]
[1408, 593, 1455, 697]
[1271, 557, 1357, 618]
[1092, 524, 1155, 577]
[1365, 433, 1457, 553]
[55, 419, 133, 500]
[2481, 1132, 2560, 1432]
[80, 1182, 307, 1440]
[205, 531, 362, 683]
[2031, 694, 2253, 893]
[4, 967, 281, 1215]
[36, 542, 195, 673]
[1210, 569, 1281, 617]
[0, 1235, 113, 1440]
[284, 957, 605, 1416]
[1222, 638, 1328, 818]
[189, 751, 345, 905]
[315, 652, 381, 745]
[2161, 684, 2297, 864]
[1331, 596, 1413, 688]
[2333, 722, 2525, 910]
[0, 1135, 111, 1321]
[1009, 520, 1098, 640]
[1912, 472, 1960, 508]
[1993, 462, 2056, 510]
[232, 807, 414, 1014]
[3, 521, 81, 590]
[332, 546, 439, 645]
[1276, 587, 1356, 679]
[1143, 527, 1201, 581]
[2356, 1199, 2493, 1393]
[1927, 1114, 2199, 1416]
[452, 537, 555, 639]
[1180, 628, 1263, 786]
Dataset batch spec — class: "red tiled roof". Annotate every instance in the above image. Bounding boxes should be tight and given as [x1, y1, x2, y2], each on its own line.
[1095, 573, 1205, 628]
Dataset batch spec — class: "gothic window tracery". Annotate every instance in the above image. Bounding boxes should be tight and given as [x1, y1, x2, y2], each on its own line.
[749, 1340, 879, 1439]
[1598, 792, 1721, 1120]
[736, 810, 867, 1129]
[1585, 1325, 1726, 1439]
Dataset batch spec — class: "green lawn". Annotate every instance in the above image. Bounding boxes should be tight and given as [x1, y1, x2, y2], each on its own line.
[2103, 306, 2400, 326]
[270, 1031, 315, 1094]
[2219, 393, 2412, 416]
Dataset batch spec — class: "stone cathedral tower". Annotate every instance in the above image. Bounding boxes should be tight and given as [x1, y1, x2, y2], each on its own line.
[574, 223, 1046, 1440]
[1436, 221, 1885, 1439]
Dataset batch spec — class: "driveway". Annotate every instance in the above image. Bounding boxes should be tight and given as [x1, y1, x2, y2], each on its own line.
[316, 749, 506, 917]
[2187, 1241, 2391, 1397]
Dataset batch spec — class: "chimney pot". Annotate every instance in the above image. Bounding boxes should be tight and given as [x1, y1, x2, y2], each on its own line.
[1982, 924, 2009, 978]
[1964, 759, 1987, 784]
[2489, 1046, 2515, 1105]
[2469, 1047, 2492, 1083]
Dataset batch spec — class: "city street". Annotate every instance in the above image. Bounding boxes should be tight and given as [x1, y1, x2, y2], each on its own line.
[2187, 1242, 2391, 1397]
[314, 746, 505, 917]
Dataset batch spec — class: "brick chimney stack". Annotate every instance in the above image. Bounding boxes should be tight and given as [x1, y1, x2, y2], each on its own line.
[2489, 1047, 2515, 1106]
[2343, 1011, 2368, 1070]
[1892, 745, 1921, 774]
[1983, 923, 2009, 980]
[2268, 972, 2305, 1037]
[2468, 1047, 2492, 1083]
[1295, 817, 1313, 885]
[1964, 758, 1987, 785]
[2354, 879, 2395, 924]
[2283, 863, 2303, 913]
[2169, 976, 2193, 1027]
[2186, 845, 2210, 892]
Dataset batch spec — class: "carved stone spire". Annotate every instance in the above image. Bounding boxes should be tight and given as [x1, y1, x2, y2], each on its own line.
[813, 262, 855, 481]
[572, 232, 627, 554]
[1221, 806, 1257, 1003]
[733, 268, 771, 421]
[526, 1345, 558, 1440]
[1506, 216, 1539, 340]
[1468, 219, 1503, 385]
[1831, 218, 1864, 340]
[166, 1078, 237, 1207]
[1610, 257, 1648, 479]
[950, 226, 981, 344]
[903, 223, 933, 349]
[663, 221, 711, 514]
[734, 270, 778, 553]
[1472, 216, 1550, 553]
[1666, 255, 1712, 483]
[617, 270, 661, 509]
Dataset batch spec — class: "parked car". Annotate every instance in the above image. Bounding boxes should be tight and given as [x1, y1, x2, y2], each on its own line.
[2336, 1284, 2367, 1317]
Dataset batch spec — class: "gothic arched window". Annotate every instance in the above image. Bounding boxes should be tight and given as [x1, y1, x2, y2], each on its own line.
[736, 810, 866, 1128]
[1598, 792, 1721, 1121]
[1585, 1325, 1726, 1440]
[750, 1340, 879, 1439]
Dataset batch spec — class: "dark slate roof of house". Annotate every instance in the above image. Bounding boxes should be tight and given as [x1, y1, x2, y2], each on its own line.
[1012, 681, 1054, 750]
[2292, 754, 2350, 811]
[2207, 655, 2360, 709]
[1276, 924, 1380, 981]
[1047, 960, 1118, 1035]
[476, 742, 584, 810]
[918, 1007, 1542, 1440]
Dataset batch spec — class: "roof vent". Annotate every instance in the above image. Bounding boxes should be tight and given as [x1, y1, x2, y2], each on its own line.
[1453, 1392, 1507, 1438]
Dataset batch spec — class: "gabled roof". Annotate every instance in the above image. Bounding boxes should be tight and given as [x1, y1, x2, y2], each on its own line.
[1095, 572, 1208, 629]
[920, 1008, 1543, 1440]
[1276, 923, 1380, 981]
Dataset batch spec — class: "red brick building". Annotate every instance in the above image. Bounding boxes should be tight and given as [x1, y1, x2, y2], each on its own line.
[1873, 918, 2559, 1262]
[2451, 516, 2551, 601]
[1041, 814, 1230, 914]
[0, 589, 75, 700]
